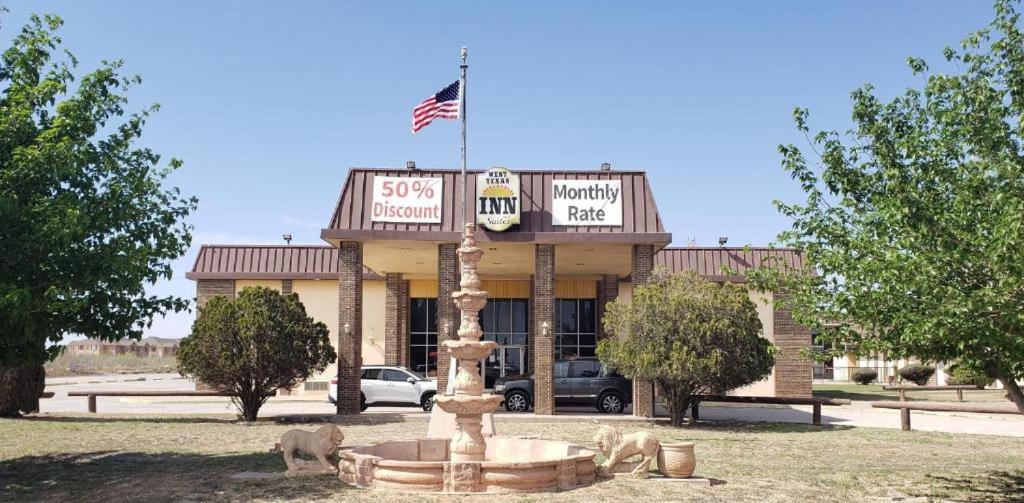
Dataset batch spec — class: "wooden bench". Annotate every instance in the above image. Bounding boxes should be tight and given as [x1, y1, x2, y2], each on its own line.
[691, 395, 852, 425]
[871, 400, 1020, 431]
[881, 384, 981, 402]
[67, 390, 251, 413]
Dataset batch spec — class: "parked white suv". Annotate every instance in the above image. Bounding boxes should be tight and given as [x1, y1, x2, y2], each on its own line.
[329, 366, 437, 411]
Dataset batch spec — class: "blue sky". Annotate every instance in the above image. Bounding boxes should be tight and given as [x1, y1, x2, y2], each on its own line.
[5, 1, 996, 340]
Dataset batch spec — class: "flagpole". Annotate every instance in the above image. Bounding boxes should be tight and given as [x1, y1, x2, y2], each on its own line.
[460, 47, 468, 229]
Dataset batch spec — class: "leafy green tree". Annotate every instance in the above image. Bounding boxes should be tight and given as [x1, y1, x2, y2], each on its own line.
[598, 271, 775, 426]
[0, 13, 195, 416]
[749, 0, 1024, 412]
[177, 287, 337, 421]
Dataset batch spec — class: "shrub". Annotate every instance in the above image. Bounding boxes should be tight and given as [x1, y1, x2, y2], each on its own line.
[946, 362, 993, 388]
[851, 368, 878, 385]
[177, 287, 336, 421]
[598, 270, 775, 427]
[898, 364, 935, 386]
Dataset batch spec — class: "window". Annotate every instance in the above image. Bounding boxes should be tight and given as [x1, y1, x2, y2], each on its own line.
[361, 368, 381, 380]
[304, 381, 328, 391]
[571, 360, 600, 378]
[480, 298, 530, 370]
[409, 298, 438, 377]
[382, 369, 410, 382]
[554, 361, 570, 378]
[555, 299, 597, 359]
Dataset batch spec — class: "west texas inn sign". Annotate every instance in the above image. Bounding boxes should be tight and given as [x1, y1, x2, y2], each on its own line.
[371, 167, 623, 228]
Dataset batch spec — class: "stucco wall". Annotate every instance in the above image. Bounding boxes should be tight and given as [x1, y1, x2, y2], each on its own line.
[362, 280, 386, 365]
[731, 290, 776, 397]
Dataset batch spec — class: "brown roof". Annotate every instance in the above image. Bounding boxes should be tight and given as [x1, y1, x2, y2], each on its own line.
[322, 168, 671, 244]
[655, 247, 806, 283]
[186, 245, 382, 280]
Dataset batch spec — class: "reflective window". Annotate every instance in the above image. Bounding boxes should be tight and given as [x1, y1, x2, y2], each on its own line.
[409, 298, 438, 377]
[361, 368, 381, 380]
[571, 360, 600, 378]
[382, 369, 410, 382]
[554, 361, 570, 378]
[555, 299, 597, 359]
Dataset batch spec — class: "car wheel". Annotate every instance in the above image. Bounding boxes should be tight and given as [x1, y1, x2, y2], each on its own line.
[360, 393, 368, 412]
[504, 390, 531, 412]
[421, 392, 435, 412]
[598, 391, 625, 414]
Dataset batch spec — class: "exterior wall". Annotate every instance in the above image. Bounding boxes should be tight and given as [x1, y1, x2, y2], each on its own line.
[385, 273, 403, 366]
[291, 279, 342, 393]
[772, 292, 812, 397]
[731, 290, 776, 397]
[196, 279, 235, 309]
[235, 279, 282, 293]
[435, 243, 459, 393]
[362, 281, 386, 365]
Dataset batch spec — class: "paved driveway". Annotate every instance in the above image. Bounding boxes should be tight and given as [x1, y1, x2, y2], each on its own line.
[40, 373, 1024, 437]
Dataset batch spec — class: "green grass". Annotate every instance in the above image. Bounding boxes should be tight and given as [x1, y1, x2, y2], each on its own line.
[2, 414, 1023, 502]
[813, 383, 1010, 403]
[44, 353, 177, 377]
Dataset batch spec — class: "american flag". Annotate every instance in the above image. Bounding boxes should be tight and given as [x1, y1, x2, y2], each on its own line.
[412, 80, 460, 134]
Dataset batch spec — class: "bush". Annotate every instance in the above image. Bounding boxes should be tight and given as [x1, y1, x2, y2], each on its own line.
[851, 368, 878, 385]
[177, 287, 336, 421]
[946, 363, 993, 388]
[598, 270, 774, 427]
[898, 364, 935, 386]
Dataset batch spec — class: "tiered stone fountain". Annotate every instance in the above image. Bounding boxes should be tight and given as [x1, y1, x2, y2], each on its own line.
[432, 223, 504, 468]
[338, 224, 598, 493]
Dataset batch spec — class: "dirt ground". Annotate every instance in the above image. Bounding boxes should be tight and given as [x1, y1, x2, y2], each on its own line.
[2, 414, 1023, 502]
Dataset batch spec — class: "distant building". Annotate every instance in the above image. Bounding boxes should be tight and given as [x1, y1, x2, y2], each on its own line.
[66, 337, 180, 358]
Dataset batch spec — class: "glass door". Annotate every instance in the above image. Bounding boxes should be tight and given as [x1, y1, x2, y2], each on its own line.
[483, 346, 526, 389]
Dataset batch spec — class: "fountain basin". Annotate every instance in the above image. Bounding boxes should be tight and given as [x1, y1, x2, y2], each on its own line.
[339, 436, 598, 493]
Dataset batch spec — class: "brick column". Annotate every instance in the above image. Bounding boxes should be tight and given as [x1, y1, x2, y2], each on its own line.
[631, 244, 656, 418]
[281, 279, 293, 295]
[597, 274, 618, 340]
[772, 292, 812, 397]
[435, 243, 459, 392]
[196, 279, 235, 310]
[533, 244, 556, 415]
[384, 273, 403, 366]
[336, 242, 363, 414]
[399, 279, 411, 367]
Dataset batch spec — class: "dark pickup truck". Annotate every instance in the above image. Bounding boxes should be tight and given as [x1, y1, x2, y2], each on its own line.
[492, 358, 632, 413]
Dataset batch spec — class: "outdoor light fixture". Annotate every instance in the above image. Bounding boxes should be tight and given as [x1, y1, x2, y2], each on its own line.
[600, 162, 611, 171]
[406, 160, 417, 170]
[282, 233, 292, 245]
[718, 236, 728, 246]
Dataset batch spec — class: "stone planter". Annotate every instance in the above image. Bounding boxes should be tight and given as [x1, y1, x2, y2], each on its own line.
[657, 442, 696, 478]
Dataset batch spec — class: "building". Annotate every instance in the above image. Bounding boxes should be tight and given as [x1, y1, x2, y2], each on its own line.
[66, 337, 180, 358]
[186, 166, 812, 416]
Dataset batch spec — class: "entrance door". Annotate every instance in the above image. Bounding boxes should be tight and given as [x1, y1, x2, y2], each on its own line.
[483, 346, 526, 389]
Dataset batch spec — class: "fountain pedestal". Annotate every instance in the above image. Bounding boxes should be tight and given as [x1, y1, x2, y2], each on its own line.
[434, 225, 502, 466]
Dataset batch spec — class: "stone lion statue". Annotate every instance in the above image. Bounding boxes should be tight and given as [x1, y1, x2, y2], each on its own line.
[593, 425, 660, 478]
[280, 424, 345, 474]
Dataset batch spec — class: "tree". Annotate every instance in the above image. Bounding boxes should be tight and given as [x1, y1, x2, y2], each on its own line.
[0, 13, 195, 416]
[598, 271, 775, 426]
[749, 0, 1024, 412]
[177, 287, 337, 421]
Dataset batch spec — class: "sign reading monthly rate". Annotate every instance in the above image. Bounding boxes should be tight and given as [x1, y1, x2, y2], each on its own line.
[551, 180, 622, 226]
[372, 176, 443, 223]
